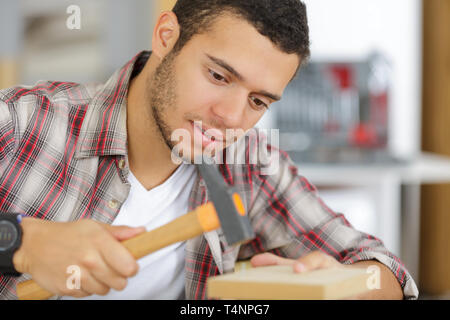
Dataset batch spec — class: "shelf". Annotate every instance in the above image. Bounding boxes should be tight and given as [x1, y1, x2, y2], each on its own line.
[295, 152, 450, 186]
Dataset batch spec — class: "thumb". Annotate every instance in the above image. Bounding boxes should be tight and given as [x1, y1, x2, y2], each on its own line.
[103, 224, 146, 241]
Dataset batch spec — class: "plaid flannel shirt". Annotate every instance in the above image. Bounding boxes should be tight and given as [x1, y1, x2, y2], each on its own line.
[0, 51, 419, 300]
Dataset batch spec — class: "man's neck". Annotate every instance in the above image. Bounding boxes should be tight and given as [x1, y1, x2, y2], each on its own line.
[126, 54, 180, 191]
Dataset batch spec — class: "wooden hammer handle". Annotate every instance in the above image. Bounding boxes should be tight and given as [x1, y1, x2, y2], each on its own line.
[16, 202, 219, 300]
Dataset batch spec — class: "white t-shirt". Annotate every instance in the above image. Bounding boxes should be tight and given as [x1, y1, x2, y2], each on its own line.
[61, 163, 197, 300]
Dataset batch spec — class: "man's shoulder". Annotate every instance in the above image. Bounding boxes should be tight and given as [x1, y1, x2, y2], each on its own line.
[0, 80, 106, 150]
[0, 80, 102, 106]
[0, 80, 104, 129]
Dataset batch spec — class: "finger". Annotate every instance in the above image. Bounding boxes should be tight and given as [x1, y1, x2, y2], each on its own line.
[100, 236, 139, 278]
[250, 252, 295, 268]
[36, 277, 90, 299]
[67, 287, 91, 299]
[294, 251, 338, 273]
[93, 252, 128, 291]
[103, 225, 146, 241]
[80, 270, 111, 296]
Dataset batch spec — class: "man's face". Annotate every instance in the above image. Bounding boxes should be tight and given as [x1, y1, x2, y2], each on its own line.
[147, 13, 299, 162]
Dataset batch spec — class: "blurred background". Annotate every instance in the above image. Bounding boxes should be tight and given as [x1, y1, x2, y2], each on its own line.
[1, 0, 449, 299]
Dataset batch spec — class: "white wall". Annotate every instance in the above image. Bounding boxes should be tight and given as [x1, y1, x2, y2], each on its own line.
[302, 0, 423, 159]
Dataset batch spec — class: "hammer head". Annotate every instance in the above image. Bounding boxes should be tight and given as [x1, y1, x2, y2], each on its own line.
[198, 163, 255, 246]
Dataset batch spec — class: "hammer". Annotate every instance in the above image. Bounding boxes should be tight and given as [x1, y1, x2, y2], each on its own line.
[16, 163, 255, 300]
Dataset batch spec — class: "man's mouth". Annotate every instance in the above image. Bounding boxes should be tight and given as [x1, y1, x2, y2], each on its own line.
[190, 121, 225, 143]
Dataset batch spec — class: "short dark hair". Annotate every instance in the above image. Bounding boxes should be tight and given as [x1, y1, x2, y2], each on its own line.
[171, 0, 310, 66]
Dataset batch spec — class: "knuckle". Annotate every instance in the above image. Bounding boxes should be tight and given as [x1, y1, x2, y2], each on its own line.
[80, 253, 98, 269]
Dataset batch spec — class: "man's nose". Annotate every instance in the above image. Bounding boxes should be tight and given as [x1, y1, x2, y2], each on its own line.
[210, 90, 247, 128]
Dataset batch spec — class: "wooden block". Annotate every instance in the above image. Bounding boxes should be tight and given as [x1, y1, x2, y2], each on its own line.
[207, 265, 371, 300]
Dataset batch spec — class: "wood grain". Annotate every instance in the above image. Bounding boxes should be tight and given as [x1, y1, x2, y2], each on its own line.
[207, 265, 371, 300]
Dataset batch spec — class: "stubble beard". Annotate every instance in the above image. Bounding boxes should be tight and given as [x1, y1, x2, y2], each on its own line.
[147, 52, 178, 153]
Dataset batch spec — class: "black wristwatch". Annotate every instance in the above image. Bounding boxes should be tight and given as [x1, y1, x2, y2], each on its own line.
[0, 213, 23, 277]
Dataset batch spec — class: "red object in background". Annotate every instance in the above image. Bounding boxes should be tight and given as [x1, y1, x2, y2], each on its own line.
[350, 123, 379, 148]
[329, 65, 353, 89]
[328, 63, 388, 149]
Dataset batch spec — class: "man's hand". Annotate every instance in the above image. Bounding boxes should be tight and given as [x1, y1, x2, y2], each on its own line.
[250, 251, 404, 299]
[250, 250, 344, 273]
[12, 217, 146, 298]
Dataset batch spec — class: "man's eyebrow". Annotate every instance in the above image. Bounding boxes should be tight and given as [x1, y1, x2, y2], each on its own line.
[206, 54, 245, 81]
[205, 53, 282, 102]
[258, 90, 281, 102]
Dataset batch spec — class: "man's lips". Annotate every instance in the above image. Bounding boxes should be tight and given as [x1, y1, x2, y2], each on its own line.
[190, 121, 225, 143]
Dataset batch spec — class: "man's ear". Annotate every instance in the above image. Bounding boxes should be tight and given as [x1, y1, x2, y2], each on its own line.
[152, 11, 181, 61]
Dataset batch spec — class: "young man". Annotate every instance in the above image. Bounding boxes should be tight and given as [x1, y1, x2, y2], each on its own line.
[0, 0, 418, 300]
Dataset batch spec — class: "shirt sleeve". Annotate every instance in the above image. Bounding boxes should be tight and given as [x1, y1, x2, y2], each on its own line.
[237, 145, 419, 300]
[0, 98, 17, 176]
[0, 97, 20, 300]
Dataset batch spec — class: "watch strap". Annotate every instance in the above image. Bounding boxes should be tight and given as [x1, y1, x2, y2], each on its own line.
[0, 213, 23, 277]
[0, 252, 21, 277]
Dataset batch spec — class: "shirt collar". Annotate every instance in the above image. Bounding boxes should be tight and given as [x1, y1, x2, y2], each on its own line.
[75, 51, 151, 159]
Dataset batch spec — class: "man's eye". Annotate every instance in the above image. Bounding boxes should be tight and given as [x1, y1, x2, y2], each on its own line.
[250, 97, 268, 110]
[209, 70, 227, 83]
